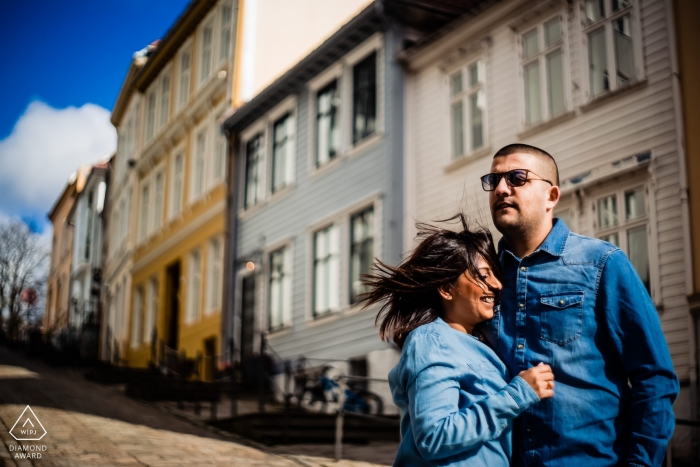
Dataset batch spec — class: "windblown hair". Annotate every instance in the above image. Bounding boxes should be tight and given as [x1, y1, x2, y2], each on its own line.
[360, 213, 502, 349]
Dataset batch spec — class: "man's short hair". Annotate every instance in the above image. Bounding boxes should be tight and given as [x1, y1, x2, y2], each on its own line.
[493, 143, 560, 186]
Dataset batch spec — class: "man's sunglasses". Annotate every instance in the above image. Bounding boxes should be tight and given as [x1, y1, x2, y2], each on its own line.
[480, 169, 553, 191]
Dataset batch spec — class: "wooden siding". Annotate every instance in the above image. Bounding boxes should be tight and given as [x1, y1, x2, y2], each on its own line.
[405, 0, 690, 380]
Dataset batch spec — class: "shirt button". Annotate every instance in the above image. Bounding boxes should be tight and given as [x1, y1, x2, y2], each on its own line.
[517, 344, 524, 349]
[559, 299, 565, 305]
[520, 266, 526, 271]
[519, 303, 524, 308]
[502, 423, 507, 429]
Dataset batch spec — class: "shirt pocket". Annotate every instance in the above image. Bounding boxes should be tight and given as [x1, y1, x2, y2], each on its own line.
[539, 291, 584, 345]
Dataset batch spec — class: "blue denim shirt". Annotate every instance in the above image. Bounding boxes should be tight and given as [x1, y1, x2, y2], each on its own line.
[478, 219, 679, 467]
[389, 317, 541, 466]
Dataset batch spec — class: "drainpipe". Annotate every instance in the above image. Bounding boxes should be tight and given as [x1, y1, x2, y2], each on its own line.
[665, 0, 698, 458]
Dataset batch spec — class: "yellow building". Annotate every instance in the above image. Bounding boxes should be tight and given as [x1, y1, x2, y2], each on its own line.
[118, 0, 240, 377]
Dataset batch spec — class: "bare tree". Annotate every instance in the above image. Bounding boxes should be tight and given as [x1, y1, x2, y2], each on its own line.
[0, 220, 48, 341]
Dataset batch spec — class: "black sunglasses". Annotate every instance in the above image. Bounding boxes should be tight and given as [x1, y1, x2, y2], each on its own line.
[480, 169, 553, 191]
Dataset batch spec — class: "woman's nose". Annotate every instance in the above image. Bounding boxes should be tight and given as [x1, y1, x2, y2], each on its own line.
[488, 275, 502, 291]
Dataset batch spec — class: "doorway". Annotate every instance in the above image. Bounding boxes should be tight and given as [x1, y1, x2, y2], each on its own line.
[166, 261, 181, 350]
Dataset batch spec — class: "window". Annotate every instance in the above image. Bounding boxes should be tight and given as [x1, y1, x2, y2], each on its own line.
[594, 186, 650, 292]
[178, 50, 191, 109]
[268, 246, 291, 330]
[313, 225, 339, 317]
[352, 52, 377, 144]
[213, 127, 227, 185]
[449, 60, 485, 158]
[171, 152, 184, 217]
[521, 16, 566, 126]
[315, 80, 340, 167]
[139, 183, 150, 242]
[200, 24, 213, 84]
[84, 191, 93, 260]
[244, 134, 262, 208]
[349, 207, 374, 304]
[192, 129, 207, 199]
[187, 249, 202, 323]
[585, 0, 636, 98]
[207, 238, 222, 313]
[144, 278, 158, 343]
[272, 113, 293, 192]
[153, 171, 164, 231]
[160, 75, 170, 128]
[219, 2, 233, 62]
[131, 287, 143, 348]
[146, 90, 157, 142]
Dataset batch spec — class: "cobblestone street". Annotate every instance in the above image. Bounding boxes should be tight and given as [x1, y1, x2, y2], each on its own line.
[0, 348, 393, 467]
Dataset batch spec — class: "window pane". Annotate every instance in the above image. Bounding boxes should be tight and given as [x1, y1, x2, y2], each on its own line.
[219, 3, 232, 61]
[451, 101, 464, 158]
[316, 81, 339, 167]
[200, 26, 213, 82]
[468, 62, 481, 87]
[524, 61, 542, 125]
[544, 18, 562, 47]
[588, 28, 609, 97]
[612, 0, 631, 12]
[350, 208, 374, 304]
[627, 226, 650, 293]
[272, 114, 289, 192]
[154, 173, 163, 230]
[173, 154, 183, 214]
[625, 187, 645, 220]
[600, 232, 619, 246]
[470, 92, 484, 150]
[450, 71, 463, 97]
[614, 15, 635, 85]
[597, 195, 618, 228]
[352, 52, 377, 144]
[160, 76, 170, 127]
[547, 49, 566, 117]
[179, 52, 190, 108]
[586, 0, 605, 23]
[245, 135, 261, 207]
[523, 29, 539, 59]
[313, 228, 332, 316]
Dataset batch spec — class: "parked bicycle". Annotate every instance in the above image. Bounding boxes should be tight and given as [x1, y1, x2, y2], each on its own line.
[294, 365, 384, 415]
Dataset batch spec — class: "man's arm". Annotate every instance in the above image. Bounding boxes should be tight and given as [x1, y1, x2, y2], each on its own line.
[598, 248, 680, 467]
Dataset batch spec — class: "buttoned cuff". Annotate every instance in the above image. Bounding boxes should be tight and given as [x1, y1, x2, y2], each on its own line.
[505, 376, 541, 408]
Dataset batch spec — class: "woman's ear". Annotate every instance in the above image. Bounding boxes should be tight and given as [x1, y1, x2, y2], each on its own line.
[438, 285, 452, 301]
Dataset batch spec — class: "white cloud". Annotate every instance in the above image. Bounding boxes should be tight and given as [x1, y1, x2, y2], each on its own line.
[0, 101, 116, 223]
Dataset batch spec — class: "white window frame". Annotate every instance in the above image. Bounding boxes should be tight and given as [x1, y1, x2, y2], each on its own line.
[218, 1, 234, 64]
[206, 236, 223, 315]
[152, 165, 165, 234]
[264, 239, 294, 332]
[581, 0, 643, 101]
[138, 181, 150, 243]
[190, 121, 209, 203]
[307, 33, 385, 175]
[187, 248, 202, 324]
[145, 88, 157, 143]
[199, 19, 215, 86]
[159, 71, 171, 129]
[311, 224, 340, 318]
[446, 57, 488, 160]
[169, 147, 185, 219]
[177, 44, 192, 110]
[517, 11, 571, 129]
[239, 96, 297, 213]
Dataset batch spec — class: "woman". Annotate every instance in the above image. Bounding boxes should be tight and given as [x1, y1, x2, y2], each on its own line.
[362, 214, 554, 466]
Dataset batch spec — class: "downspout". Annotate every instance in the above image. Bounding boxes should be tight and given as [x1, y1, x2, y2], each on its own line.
[665, 0, 698, 457]
[221, 128, 240, 365]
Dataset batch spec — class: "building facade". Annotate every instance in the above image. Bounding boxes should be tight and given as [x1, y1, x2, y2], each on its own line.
[66, 163, 107, 358]
[222, 0, 468, 404]
[402, 0, 692, 461]
[118, 0, 239, 375]
[45, 167, 89, 339]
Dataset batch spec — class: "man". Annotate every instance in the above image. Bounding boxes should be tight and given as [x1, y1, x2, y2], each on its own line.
[477, 144, 679, 466]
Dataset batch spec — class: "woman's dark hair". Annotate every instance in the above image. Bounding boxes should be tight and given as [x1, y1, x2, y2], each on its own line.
[360, 213, 501, 349]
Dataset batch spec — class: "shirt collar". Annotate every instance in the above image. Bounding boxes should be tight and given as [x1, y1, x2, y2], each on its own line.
[498, 218, 570, 260]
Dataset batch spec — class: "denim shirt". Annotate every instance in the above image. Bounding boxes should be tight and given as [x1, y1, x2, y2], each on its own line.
[478, 219, 679, 467]
[389, 317, 540, 466]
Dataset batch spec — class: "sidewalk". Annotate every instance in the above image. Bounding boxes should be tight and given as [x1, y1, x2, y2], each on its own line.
[0, 347, 393, 467]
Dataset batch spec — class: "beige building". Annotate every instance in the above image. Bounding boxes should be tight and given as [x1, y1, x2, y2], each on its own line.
[45, 167, 89, 335]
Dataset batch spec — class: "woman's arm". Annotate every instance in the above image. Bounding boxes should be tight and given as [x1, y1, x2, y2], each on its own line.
[406, 333, 542, 461]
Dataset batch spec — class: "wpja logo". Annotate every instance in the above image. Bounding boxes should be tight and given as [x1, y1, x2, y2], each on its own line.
[7, 406, 48, 459]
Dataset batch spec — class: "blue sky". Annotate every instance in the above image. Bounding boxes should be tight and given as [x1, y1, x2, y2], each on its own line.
[0, 0, 191, 231]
